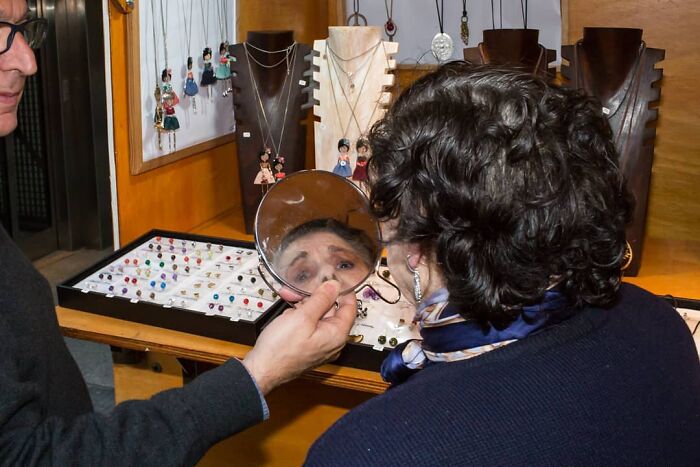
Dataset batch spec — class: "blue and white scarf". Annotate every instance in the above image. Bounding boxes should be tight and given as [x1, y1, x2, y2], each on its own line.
[380, 288, 568, 385]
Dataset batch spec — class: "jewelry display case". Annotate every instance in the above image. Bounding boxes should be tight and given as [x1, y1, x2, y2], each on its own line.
[57, 229, 421, 370]
[57, 230, 285, 345]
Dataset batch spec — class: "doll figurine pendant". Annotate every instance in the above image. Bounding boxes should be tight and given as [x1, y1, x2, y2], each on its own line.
[332, 138, 353, 178]
[160, 68, 180, 152]
[183, 56, 200, 112]
[253, 148, 275, 194]
[215, 42, 233, 97]
[352, 137, 369, 184]
[200, 47, 217, 99]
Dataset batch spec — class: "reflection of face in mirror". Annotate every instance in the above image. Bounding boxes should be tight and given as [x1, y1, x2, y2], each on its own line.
[274, 219, 375, 293]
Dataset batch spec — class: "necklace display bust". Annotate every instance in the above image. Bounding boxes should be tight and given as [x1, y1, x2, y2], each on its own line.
[229, 31, 312, 233]
[562, 28, 665, 275]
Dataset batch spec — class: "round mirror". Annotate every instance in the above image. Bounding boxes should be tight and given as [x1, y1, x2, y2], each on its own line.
[254, 170, 381, 296]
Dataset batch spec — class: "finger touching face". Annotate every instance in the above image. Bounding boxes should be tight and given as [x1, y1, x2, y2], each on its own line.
[0, 0, 38, 137]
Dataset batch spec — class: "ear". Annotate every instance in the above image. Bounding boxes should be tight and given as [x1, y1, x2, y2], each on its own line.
[406, 242, 424, 270]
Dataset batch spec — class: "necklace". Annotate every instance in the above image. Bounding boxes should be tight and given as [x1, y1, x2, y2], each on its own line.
[460, 0, 469, 45]
[245, 42, 296, 71]
[520, 0, 528, 28]
[244, 42, 298, 157]
[326, 41, 381, 92]
[326, 41, 388, 140]
[574, 41, 646, 121]
[150, 0, 164, 149]
[384, 0, 396, 41]
[431, 0, 453, 62]
[158, 0, 178, 151]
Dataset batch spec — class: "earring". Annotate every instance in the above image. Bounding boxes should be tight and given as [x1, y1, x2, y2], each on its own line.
[406, 255, 422, 303]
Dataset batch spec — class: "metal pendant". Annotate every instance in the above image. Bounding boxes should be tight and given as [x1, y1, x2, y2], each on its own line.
[460, 15, 469, 46]
[431, 32, 454, 62]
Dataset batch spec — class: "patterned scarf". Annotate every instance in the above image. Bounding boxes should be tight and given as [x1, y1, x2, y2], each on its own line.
[380, 288, 569, 385]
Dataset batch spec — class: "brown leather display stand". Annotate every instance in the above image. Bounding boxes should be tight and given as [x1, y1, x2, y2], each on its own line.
[229, 31, 312, 233]
[562, 28, 664, 276]
[463, 29, 556, 79]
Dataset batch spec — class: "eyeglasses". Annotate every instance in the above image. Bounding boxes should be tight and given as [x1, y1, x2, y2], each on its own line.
[0, 18, 48, 55]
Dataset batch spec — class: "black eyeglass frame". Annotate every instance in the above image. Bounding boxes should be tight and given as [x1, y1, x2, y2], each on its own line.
[0, 18, 48, 56]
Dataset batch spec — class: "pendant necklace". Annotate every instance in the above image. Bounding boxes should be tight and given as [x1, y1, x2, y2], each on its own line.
[245, 43, 297, 190]
[521, 0, 528, 28]
[181, 0, 199, 112]
[199, 0, 216, 98]
[150, 0, 164, 150]
[460, 0, 469, 46]
[326, 41, 381, 93]
[326, 41, 388, 142]
[431, 0, 453, 62]
[384, 0, 396, 41]
[215, 0, 233, 97]
[159, 0, 179, 151]
[244, 43, 298, 170]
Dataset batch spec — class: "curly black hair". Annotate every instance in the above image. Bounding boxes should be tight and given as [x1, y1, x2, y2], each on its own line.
[368, 62, 632, 329]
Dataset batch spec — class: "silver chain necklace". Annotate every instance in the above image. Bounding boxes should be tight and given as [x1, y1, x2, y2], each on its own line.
[244, 42, 298, 155]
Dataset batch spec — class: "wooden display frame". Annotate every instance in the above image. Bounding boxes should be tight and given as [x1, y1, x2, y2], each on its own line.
[124, 3, 235, 175]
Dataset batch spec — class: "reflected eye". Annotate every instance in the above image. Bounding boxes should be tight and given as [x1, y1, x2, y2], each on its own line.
[294, 270, 311, 283]
[337, 261, 354, 270]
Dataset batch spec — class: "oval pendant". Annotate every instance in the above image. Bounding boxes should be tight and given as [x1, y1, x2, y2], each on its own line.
[431, 32, 454, 62]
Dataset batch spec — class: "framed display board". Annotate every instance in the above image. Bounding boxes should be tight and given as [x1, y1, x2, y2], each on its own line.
[126, 0, 237, 175]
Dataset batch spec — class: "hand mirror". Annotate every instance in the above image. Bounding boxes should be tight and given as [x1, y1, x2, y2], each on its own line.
[255, 170, 397, 301]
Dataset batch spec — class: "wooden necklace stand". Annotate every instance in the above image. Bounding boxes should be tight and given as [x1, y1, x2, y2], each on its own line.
[463, 29, 556, 79]
[562, 28, 664, 276]
[311, 27, 398, 171]
[229, 31, 312, 233]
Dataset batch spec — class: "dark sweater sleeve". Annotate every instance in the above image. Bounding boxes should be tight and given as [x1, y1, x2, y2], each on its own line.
[0, 341, 264, 466]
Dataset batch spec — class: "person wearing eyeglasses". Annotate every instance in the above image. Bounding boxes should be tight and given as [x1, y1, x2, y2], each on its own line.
[0, 0, 357, 464]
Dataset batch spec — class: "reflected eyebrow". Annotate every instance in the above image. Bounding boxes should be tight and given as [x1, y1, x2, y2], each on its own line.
[327, 245, 352, 254]
[286, 251, 308, 268]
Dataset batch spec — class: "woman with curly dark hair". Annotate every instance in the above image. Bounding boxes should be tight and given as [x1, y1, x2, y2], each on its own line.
[304, 63, 700, 465]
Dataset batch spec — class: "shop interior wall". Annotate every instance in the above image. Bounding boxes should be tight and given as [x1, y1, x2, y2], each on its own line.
[565, 0, 700, 242]
[111, 1, 345, 245]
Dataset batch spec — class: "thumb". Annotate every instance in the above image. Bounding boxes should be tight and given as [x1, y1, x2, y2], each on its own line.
[299, 280, 342, 322]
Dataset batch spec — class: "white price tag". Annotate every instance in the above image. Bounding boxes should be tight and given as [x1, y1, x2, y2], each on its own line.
[372, 344, 385, 351]
[106, 294, 115, 298]
[81, 289, 89, 294]
[299, 79, 306, 86]
[243, 131, 251, 138]
[163, 304, 172, 308]
[130, 298, 139, 304]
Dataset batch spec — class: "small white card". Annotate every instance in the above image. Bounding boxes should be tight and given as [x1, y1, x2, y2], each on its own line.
[243, 131, 251, 138]
[372, 344, 385, 351]
[299, 79, 306, 86]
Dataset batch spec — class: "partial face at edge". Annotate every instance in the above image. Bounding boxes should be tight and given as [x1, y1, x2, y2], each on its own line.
[0, 0, 38, 137]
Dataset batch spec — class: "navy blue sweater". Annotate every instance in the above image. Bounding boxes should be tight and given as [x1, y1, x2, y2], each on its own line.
[306, 284, 700, 466]
[0, 226, 264, 465]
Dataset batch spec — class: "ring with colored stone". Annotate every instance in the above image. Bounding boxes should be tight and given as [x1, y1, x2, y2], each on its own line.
[378, 335, 387, 345]
[389, 337, 398, 347]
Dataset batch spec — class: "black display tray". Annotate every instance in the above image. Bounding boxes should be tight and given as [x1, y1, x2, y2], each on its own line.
[57, 229, 286, 346]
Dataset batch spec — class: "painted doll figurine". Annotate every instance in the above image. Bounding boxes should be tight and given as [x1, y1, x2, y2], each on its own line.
[253, 149, 275, 194]
[200, 47, 217, 98]
[352, 138, 369, 182]
[332, 138, 353, 178]
[161, 68, 180, 151]
[183, 56, 199, 112]
[215, 42, 233, 97]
